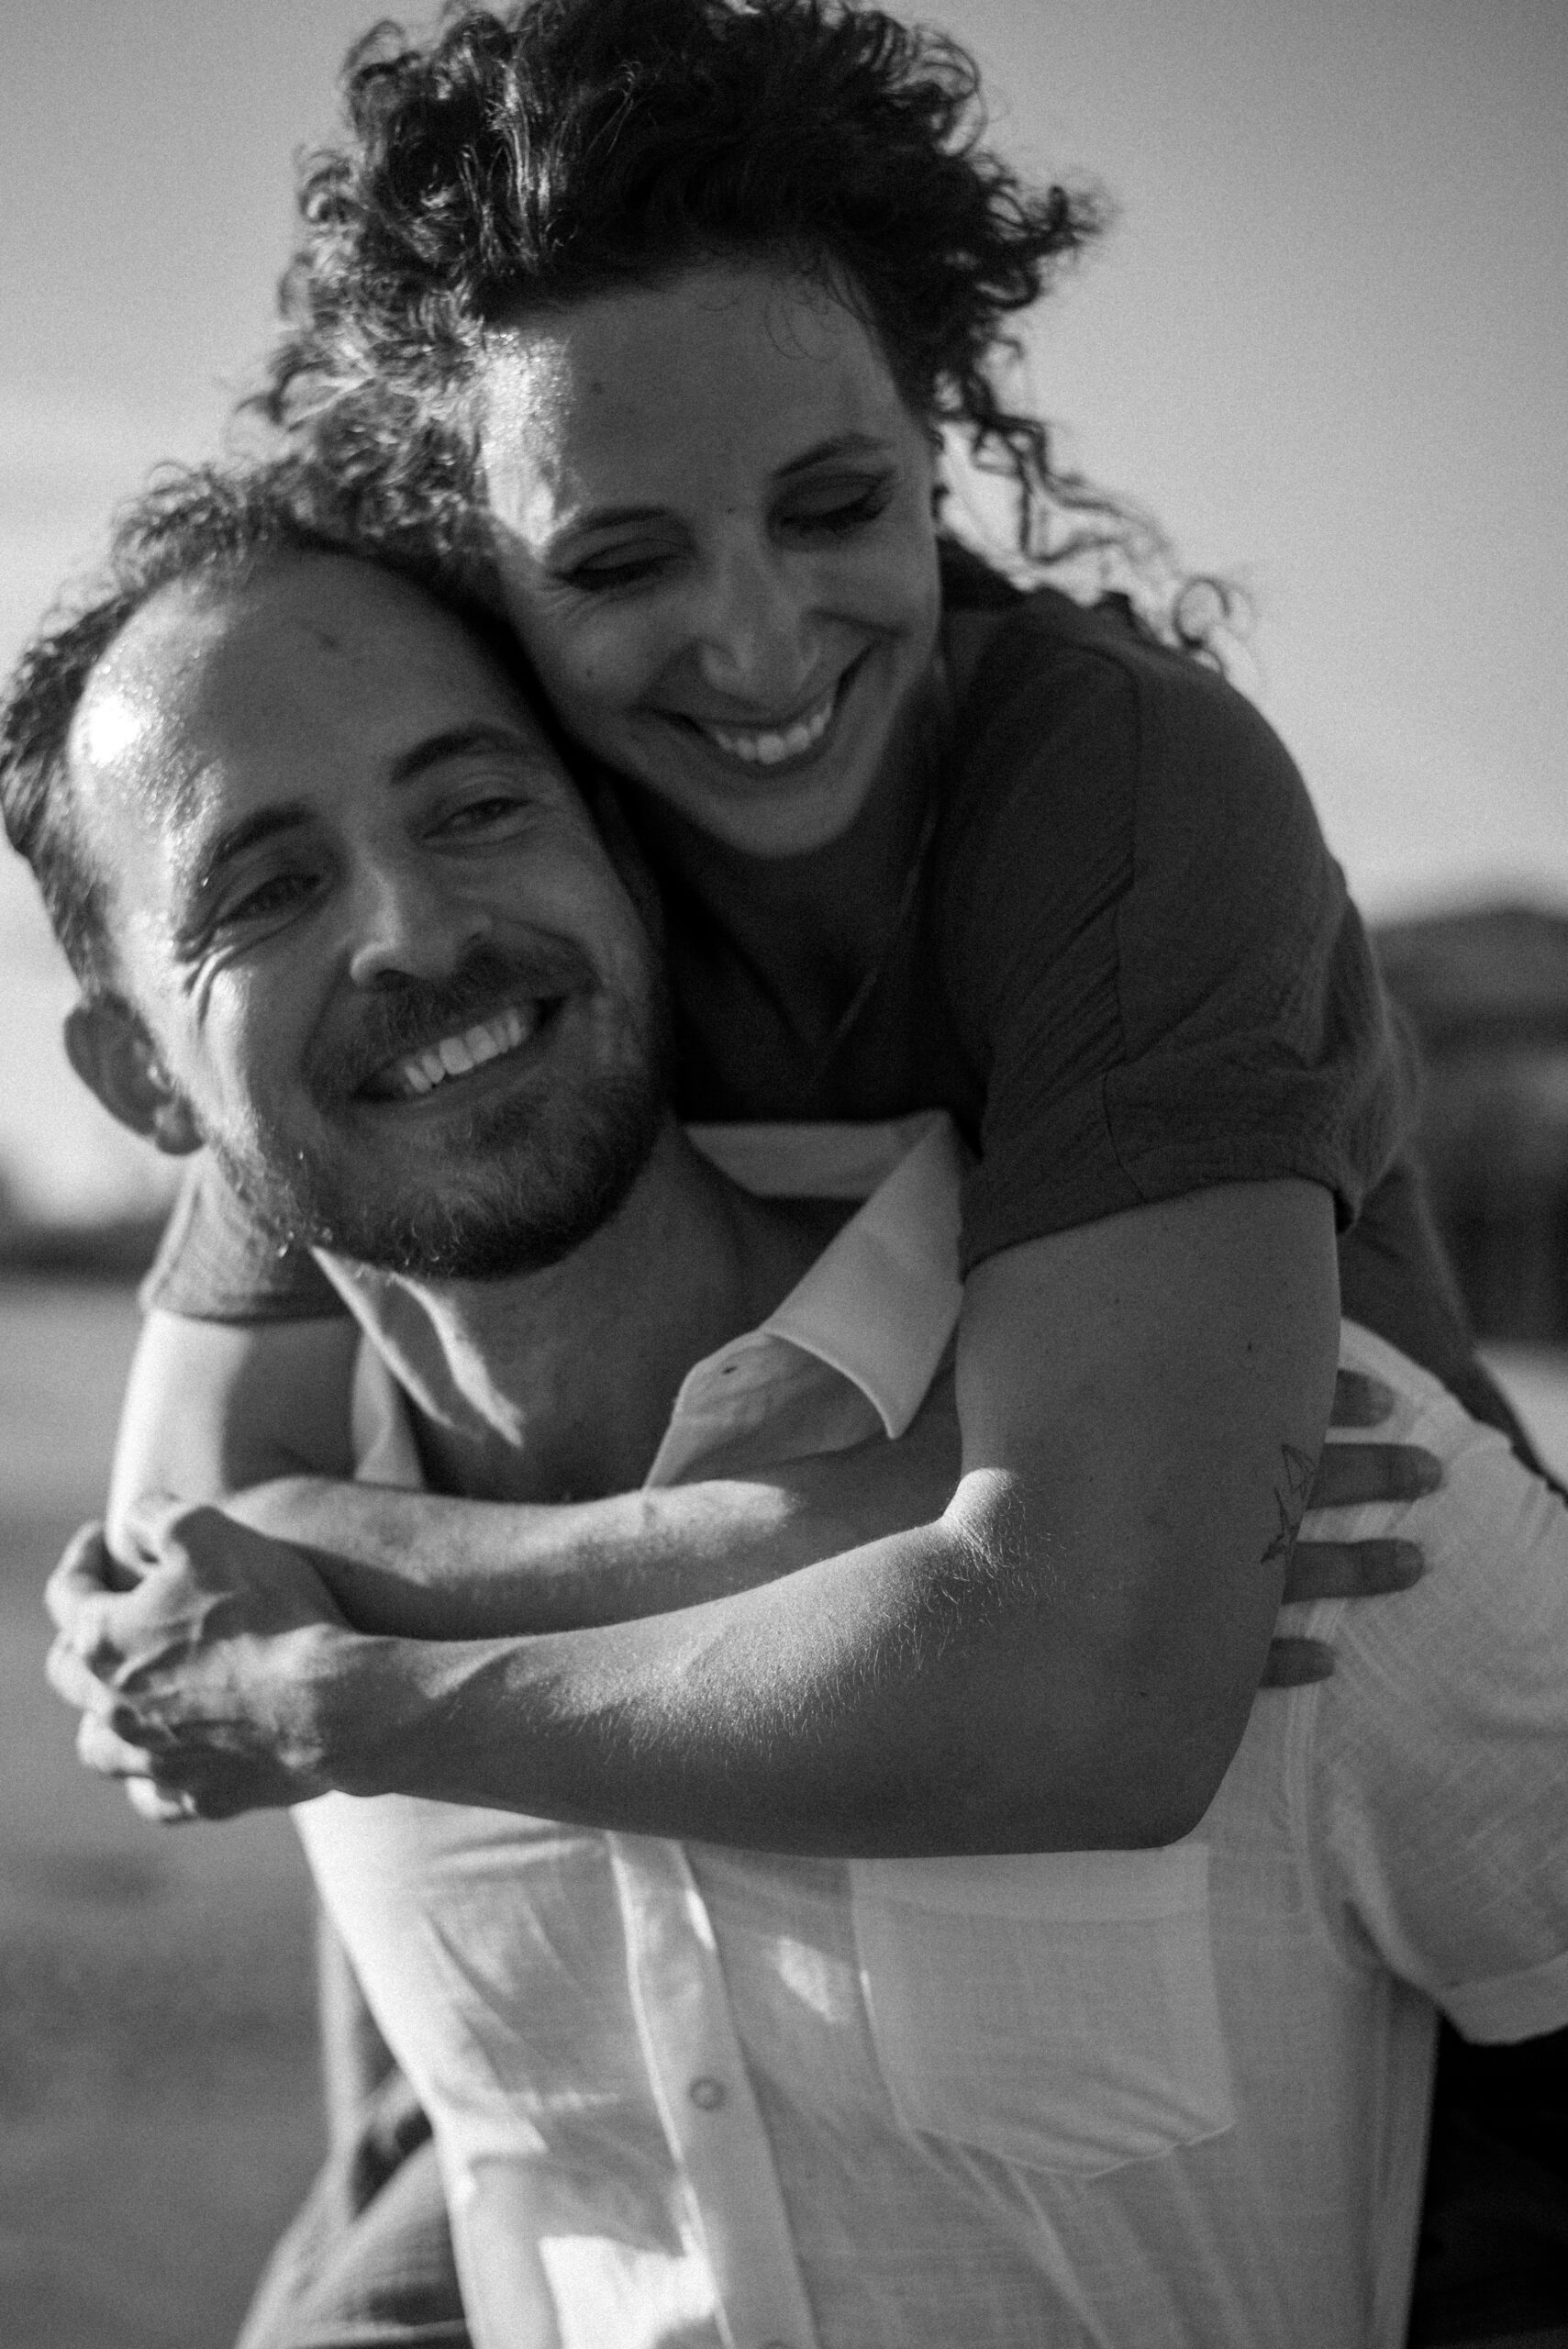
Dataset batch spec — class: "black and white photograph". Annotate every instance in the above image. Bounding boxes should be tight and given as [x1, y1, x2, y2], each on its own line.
[2, 4, 1565, 2343]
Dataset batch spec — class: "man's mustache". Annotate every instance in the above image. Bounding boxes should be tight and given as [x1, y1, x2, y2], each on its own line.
[312, 941, 600, 1096]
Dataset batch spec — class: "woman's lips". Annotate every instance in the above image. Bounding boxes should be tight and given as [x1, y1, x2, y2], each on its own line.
[670, 654, 867, 774]
[700, 681, 837, 766]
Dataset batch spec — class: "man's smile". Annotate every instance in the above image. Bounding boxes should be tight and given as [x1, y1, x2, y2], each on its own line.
[360, 999, 555, 1104]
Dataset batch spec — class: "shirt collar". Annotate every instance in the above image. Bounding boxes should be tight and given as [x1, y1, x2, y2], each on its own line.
[350, 1111, 970, 1495]
[683, 1112, 968, 1442]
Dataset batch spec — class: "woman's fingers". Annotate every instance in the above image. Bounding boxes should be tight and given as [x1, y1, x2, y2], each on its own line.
[1328, 1369, 1396, 1428]
[125, 1776, 199, 1827]
[76, 1709, 161, 1781]
[1262, 1636, 1335, 1687]
[1283, 1537, 1424, 1603]
[1308, 1442, 1442, 1509]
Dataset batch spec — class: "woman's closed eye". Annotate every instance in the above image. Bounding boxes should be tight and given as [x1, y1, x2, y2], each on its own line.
[777, 475, 896, 540]
[557, 476, 896, 594]
[561, 541, 680, 594]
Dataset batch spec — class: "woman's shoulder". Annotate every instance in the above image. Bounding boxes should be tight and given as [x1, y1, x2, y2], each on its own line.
[947, 578, 1283, 761]
[938, 581, 1320, 910]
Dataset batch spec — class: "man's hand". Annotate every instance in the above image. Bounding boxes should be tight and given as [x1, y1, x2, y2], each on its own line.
[46, 1498, 351, 1821]
[1263, 1369, 1438, 1686]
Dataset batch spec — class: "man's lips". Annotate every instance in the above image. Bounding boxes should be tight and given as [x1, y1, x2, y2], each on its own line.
[360, 1000, 547, 1103]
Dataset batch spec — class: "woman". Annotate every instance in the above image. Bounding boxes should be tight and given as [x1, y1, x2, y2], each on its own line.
[113, 1, 1558, 2336]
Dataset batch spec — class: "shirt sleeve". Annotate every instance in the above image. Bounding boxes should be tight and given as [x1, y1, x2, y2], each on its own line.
[1303, 1352, 1568, 2044]
[138, 1155, 347, 1323]
[942, 611, 1412, 1272]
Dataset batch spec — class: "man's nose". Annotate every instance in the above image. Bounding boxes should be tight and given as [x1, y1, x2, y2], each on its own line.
[691, 541, 821, 706]
[345, 856, 493, 989]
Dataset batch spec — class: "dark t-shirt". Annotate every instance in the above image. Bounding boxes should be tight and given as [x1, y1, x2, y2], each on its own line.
[142, 565, 1501, 1432]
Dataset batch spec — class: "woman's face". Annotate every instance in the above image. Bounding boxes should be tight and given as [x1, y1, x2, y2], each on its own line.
[478, 262, 943, 859]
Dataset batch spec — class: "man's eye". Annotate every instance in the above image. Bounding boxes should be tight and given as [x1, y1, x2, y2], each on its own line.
[437, 793, 530, 836]
[220, 870, 317, 926]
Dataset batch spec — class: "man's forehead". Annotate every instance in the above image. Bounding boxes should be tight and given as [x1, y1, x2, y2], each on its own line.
[72, 557, 567, 831]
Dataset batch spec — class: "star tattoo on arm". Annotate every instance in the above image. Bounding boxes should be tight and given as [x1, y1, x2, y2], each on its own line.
[1261, 1442, 1319, 1564]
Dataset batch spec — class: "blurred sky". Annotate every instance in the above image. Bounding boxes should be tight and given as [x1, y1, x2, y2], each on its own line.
[1, 0, 1565, 1219]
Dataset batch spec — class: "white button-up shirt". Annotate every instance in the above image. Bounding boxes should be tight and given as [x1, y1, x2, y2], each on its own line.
[296, 1115, 1568, 2349]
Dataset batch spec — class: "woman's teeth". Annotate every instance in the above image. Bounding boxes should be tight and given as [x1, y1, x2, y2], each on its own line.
[391, 1004, 536, 1098]
[704, 684, 837, 767]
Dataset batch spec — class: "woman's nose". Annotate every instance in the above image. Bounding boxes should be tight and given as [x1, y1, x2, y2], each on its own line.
[691, 544, 820, 706]
[345, 857, 493, 990]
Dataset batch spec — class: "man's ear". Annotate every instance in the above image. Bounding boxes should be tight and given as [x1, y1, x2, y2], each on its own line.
[63, 998, 202, 1156]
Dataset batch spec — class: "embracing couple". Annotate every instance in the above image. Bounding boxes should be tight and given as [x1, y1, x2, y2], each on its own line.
[6, 4, 1566, 2345]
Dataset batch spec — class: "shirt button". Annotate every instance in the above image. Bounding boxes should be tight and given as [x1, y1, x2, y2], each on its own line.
[688, 2075, 727, 2110]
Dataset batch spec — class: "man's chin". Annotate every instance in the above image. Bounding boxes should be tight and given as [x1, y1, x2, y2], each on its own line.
[209, 1073, 666, 1284]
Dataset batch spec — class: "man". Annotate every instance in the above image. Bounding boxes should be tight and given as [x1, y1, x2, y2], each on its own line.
[11, 473, 1568, 2344]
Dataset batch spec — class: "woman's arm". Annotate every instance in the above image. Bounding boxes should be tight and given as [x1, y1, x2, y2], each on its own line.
[107, 1268, 1421, 1652]
[66, 1179, 1347, 1852]
[106, 1311, 361, 1535]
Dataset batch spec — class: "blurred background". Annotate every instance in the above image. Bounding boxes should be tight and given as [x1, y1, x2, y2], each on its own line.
[1, 2, 1564, 2341]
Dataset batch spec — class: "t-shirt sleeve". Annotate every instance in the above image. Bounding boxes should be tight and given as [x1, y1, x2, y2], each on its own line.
[139, 1155, 347, 1322]
[1303, 1347, 1568, 2043]
[943, 618, 1411, 1271]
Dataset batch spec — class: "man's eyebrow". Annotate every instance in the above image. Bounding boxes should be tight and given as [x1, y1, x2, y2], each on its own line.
[388, 722, 542, 785]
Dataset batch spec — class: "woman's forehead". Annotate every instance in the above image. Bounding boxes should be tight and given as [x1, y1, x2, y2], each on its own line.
[478, 262, 912, 526]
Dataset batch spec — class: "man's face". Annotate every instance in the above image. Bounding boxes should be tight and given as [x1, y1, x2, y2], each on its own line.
[68, 553, 669, 1277]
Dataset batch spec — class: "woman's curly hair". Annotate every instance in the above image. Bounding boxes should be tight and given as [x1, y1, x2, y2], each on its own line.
[251, 0, 1221, 647]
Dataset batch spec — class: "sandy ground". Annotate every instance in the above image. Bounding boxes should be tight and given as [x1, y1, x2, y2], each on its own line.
[2, 1279, 1565, 2348]
[0, 1280, 322, 2349]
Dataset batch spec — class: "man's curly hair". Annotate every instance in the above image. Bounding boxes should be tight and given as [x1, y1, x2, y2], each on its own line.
[252, 0, 1212, 636]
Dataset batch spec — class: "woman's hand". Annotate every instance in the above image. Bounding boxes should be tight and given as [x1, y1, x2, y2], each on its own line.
[1264, 1370, 1437, 1685]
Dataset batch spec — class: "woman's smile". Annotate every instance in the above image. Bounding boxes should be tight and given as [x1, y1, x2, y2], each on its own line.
[684, 674, 840, 770]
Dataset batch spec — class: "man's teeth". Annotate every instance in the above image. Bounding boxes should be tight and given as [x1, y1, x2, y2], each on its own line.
[392, 1005, 536, 1098]
[704, 685, 836, 767]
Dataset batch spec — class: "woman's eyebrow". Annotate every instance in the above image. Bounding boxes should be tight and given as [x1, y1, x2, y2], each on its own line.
[773, 430, 894, 480]
[546, 500, 673, 541]
[547, 432, 896, 542]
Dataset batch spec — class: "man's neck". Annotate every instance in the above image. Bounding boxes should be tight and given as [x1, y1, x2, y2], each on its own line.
[330, 1117, 848, 1502]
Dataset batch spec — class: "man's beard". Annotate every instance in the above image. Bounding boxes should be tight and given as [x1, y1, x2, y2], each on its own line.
[210, 944, 672, 1281]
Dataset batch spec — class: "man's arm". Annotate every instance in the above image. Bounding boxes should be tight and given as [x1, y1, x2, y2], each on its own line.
[60, 1179, 1367, 1851]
